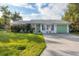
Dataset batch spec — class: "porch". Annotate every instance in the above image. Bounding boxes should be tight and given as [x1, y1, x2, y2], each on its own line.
[33, 24, 56, 33]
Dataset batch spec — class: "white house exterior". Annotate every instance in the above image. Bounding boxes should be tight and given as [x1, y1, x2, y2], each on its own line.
[12, 20, 70, 34]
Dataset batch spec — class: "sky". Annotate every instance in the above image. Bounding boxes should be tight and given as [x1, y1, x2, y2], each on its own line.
[0, 3, 68, 20]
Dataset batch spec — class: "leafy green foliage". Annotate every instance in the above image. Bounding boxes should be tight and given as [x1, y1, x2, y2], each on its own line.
[0, 5, 11, 31]
[0, 18, 5, 29]
[0, 5, 22, 32]
[62, 3, 79, 32]
[11, 24, 34, 33]
[11, 12, 22, 21]
[0, 31, 46, 56]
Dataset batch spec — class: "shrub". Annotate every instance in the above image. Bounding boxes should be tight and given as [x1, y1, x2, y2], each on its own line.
[11, 24, 34, 33]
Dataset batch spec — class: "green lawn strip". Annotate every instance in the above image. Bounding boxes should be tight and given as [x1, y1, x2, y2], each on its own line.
[0, 31, 46, 56]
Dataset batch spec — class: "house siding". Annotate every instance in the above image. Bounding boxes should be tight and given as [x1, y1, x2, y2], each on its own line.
[56, 24, 68, 33]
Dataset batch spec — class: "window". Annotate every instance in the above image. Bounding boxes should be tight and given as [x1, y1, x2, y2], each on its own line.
[47, 25, 49, 30]
[51, 25, 54, 30]
[36, 24, 40, 32]
[42, 25, 45, 30]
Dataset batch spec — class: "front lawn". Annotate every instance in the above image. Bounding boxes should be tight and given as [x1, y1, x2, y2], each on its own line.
[0, 31, 46, 56]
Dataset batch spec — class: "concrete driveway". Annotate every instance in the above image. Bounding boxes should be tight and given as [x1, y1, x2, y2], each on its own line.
[41, 34, 79, 56]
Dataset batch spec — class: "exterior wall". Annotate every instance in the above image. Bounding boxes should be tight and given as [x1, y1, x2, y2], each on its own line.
[56, 24, 68, 33]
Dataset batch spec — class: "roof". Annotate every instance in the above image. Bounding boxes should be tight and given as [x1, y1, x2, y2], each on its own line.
[11, 20, 70, 25]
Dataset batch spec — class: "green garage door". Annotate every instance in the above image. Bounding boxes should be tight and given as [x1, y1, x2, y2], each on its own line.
[57, 24, 67, 33]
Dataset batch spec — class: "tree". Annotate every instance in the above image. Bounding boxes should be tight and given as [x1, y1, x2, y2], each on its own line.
[0, 17, 5, 29]
[11, 12, 22, 21]
[0, 5, 22, 32]
[62, 3, 79, 32]
[0, 5, 12, 31]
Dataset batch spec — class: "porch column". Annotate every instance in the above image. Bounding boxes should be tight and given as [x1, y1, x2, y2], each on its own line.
[40, 24, 42, 32]
[67, 24, 69, 33]
[54, 24, 57, 33]
[34, 24, 37, 33]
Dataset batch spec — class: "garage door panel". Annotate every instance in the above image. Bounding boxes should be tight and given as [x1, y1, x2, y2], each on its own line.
[57, 25, 67, 33]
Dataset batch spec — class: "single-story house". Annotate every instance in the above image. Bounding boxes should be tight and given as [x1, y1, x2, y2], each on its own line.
[11, 20, 70, 34]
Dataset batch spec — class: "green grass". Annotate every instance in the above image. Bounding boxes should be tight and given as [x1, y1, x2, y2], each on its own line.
[0, 31, 46, 56]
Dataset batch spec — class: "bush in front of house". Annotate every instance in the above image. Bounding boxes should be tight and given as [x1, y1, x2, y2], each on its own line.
[11, 25, 21, 32]
[69, 21, 79, 33]
[11, 24, 34, 33]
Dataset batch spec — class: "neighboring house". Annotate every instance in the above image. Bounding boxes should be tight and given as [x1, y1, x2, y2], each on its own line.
[12, 20, 70, 34]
